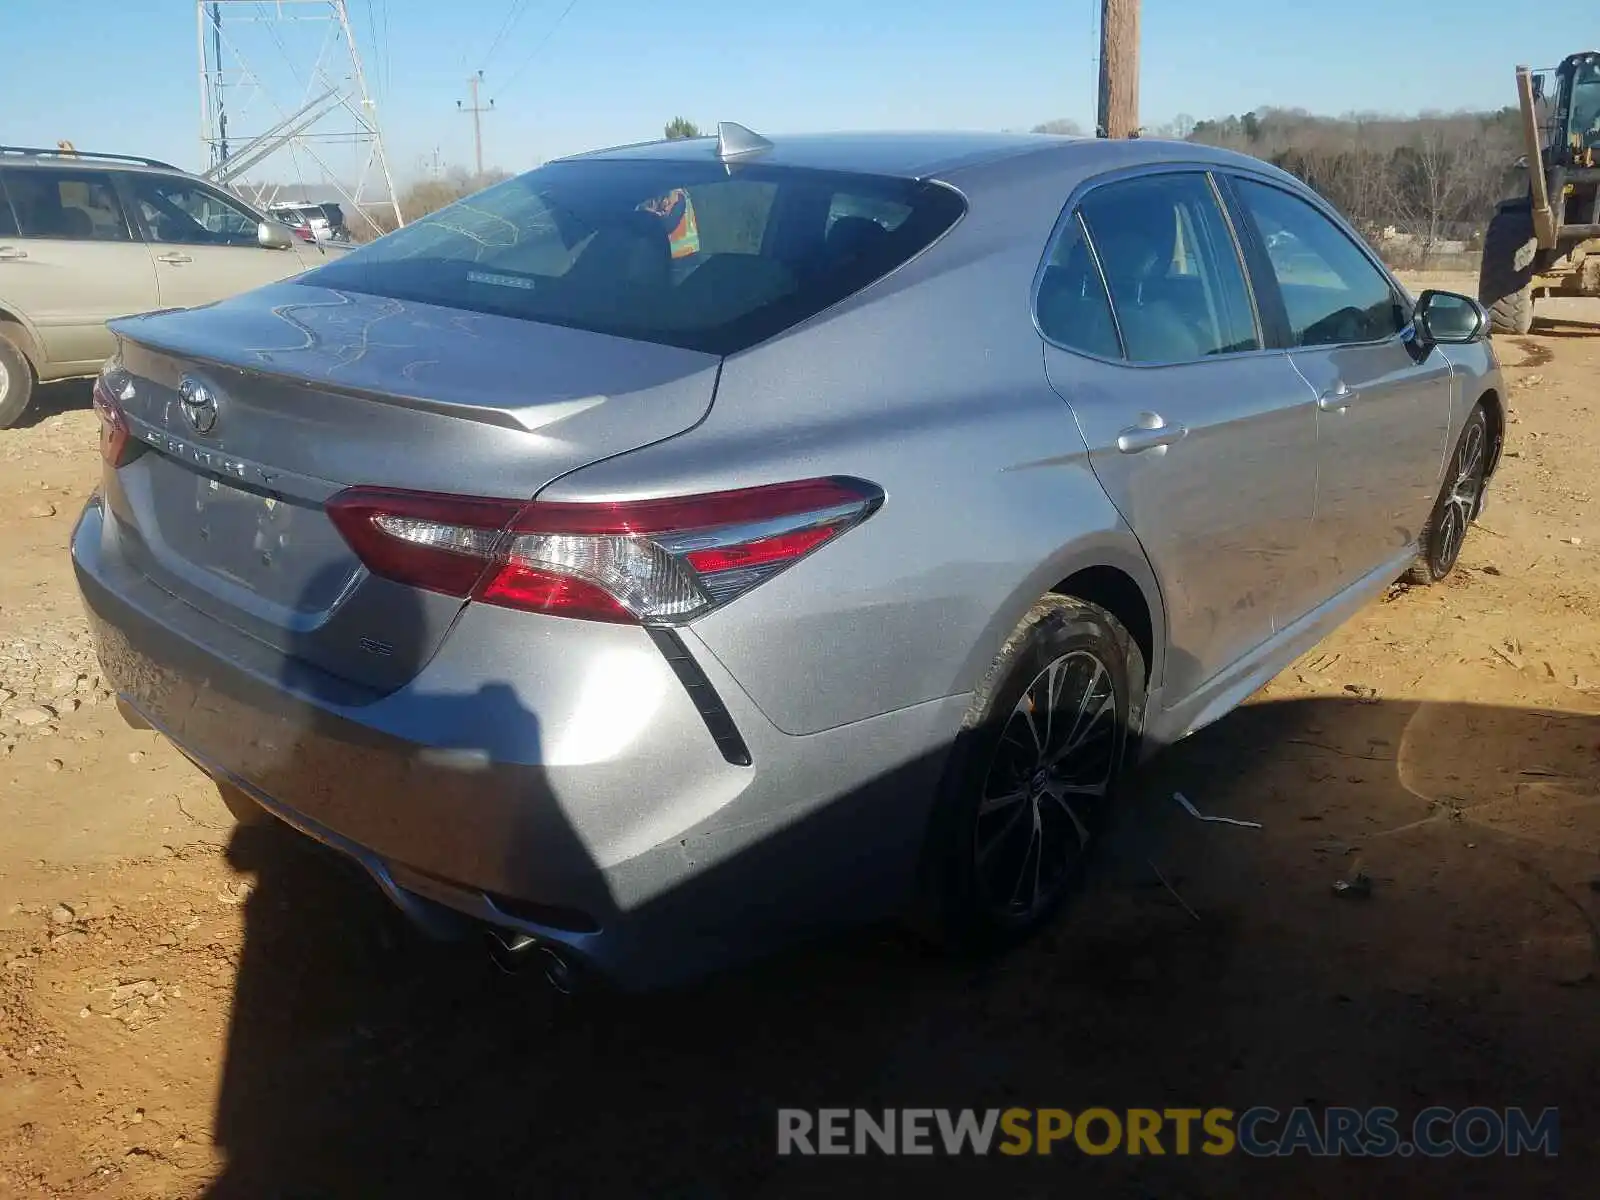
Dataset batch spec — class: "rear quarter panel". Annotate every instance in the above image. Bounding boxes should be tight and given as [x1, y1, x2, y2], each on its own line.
[540, 155, 1166, 736]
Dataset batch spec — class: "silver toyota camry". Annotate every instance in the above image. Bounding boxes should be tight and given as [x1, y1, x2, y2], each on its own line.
[72, 125, 1503, 990]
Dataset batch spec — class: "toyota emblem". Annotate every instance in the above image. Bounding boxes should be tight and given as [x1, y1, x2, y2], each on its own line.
[178, 376, 218, 435]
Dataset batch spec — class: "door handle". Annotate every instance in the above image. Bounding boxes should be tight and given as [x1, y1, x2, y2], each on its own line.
[0, 246, 27, 261]
[1117, 413, 1188, 454]
[156, 252, 193, 265]
[1317, 384, 1358, 413]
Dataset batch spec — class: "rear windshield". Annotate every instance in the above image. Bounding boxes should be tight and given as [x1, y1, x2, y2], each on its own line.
[300, 158, 966, 355]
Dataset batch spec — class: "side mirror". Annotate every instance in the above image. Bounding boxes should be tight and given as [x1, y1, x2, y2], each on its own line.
[1412, 289, 1488, 348]
[257, 220, 295, 250]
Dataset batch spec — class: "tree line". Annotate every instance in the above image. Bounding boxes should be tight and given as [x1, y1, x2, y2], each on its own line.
[1036, 107, 1527, 266]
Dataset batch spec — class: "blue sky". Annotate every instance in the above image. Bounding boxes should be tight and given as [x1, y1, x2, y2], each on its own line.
[2, 0, 1592, 187]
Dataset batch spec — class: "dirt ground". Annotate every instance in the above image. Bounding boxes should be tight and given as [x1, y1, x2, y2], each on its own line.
[2, 274, 1598, 1198]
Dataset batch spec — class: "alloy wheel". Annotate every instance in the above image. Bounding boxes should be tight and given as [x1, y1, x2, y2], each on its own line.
[1436, 418, 1486, 573]
[974, 649, 1119, 923]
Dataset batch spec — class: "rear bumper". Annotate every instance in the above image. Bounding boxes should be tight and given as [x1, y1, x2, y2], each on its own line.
[71, 496, 964, 988]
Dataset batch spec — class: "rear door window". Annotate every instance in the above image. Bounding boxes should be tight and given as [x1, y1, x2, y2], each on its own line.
[302, 159, 966, 355]
[1077, 172, 1259, 364]
[2, 168, 131, 241]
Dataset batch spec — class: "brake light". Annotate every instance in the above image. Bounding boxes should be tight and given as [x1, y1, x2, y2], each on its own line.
[326, 477, 883, 624]
[91, 365, 133, 467]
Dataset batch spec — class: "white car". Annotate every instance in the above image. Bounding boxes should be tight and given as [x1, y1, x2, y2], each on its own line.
[267, 201, 344, 243]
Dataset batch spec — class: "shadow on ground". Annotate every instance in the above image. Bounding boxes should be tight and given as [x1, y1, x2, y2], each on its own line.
[1530, 315, 1600, 339]
[18, 379, 93, 428]
[194, 690, 1598, 1199]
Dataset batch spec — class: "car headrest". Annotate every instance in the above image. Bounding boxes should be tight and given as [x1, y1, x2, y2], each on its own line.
[826, 216, 892, 263]
[59, 207, 94, 238]
[571, 209, 671, 288]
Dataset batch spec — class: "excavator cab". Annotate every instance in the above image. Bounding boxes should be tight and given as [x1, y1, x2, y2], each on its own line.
[1478, 51, 1600, 333]
[1550, 54, 1600, 163]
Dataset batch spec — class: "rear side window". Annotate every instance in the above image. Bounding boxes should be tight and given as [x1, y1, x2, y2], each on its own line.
[1230, 177, 1405, 348]
[302, 160, 966, 355]
[1, 168, 130, 242]
[1036, 213, 1120, 359]
[1077, 172, 1259, 364]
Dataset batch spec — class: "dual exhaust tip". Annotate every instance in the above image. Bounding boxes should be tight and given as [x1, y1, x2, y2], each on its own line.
[483, 929, 577, 995]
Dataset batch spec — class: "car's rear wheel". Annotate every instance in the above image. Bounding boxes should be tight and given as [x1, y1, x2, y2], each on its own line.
[924, 596, 1136, 950]
[1407, 405, 1490, 586]
[0, 335, 35, 429]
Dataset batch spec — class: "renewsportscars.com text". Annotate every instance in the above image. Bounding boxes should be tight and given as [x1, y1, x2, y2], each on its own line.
[776, 1106, 1559, 1158]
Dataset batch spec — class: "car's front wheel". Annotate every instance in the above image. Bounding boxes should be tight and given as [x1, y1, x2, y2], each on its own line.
[1407, 405, 1491, 585]
[923, 595, 1139, 950]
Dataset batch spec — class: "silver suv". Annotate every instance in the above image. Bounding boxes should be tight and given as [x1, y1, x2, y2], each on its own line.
[0, 145, 342, 427]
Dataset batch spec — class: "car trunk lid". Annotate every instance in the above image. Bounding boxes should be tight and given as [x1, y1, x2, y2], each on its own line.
[104, 281, 721, 692]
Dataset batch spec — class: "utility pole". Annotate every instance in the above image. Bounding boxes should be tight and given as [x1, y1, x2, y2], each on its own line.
[457, 71, 494, 177]
[1097, 0, 1140, 139]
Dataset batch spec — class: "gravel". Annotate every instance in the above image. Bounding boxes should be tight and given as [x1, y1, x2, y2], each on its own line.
[0, 617, 106, 740]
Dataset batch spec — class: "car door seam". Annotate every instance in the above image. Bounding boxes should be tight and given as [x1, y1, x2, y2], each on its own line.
[1285, 351, 1326, 526]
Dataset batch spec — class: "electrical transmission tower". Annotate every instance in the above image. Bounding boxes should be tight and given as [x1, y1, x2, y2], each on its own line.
[197, 0, 403, 235]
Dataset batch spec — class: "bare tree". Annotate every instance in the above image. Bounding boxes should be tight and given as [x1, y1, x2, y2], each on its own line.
[1031, 118, 1086, 136]
[1148, 113, 1196, 140]
[1386, 124, 1487, 264]
[1182, 105, 1523, 262]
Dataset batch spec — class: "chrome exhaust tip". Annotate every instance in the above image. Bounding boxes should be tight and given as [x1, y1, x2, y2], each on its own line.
[484, 930, 576, 994]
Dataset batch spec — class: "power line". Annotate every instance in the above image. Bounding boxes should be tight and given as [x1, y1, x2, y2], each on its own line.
[364, 0, 380, 98]
[497, 0, 584, 99]
[480, 0, 537, 73]
[1089, 0, 1099, 121]
[380, 0, 393, 99]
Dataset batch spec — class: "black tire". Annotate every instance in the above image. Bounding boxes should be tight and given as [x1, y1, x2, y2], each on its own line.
[0, 334, 34, 429]
[1478, 206, 1536, 336]
[921, 595, 1144, 952]
[1406, 406, 1490, 586]
[216, 781, 275, 827]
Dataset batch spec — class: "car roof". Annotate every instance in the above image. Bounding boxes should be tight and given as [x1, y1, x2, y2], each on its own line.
[1, 153, 199, 179]
[562, 130, 1085, 177]
[557, 129, 1289, 184]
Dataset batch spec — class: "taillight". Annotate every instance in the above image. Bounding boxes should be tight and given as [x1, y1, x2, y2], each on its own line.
[92, 362, 134, 467]
[326, 477, 883, 624]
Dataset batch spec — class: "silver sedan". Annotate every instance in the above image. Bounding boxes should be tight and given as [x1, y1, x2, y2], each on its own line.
[72, 125, 1503, 990]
